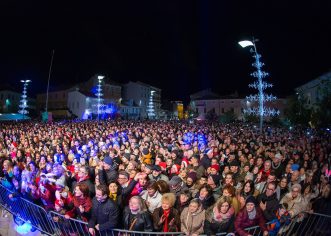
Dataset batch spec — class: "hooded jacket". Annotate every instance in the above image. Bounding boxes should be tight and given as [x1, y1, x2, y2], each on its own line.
[180, 206, 205, 235]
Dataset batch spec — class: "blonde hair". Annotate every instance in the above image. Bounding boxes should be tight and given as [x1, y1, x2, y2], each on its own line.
[161, 193, 176, 207]
[130, 196, 148, 213]
[215, 196, 232, 211]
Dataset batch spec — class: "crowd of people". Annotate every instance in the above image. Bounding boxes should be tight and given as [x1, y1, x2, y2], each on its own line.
[0, 120, 330, 236]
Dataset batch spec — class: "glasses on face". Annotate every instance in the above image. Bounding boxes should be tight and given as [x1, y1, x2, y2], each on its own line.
[266, 188, 275, 191]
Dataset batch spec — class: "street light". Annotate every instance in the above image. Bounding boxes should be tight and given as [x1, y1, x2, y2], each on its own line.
[18, 80, 31, 119]
[239, 39, 279, 133]
[96, 75, 104, 121]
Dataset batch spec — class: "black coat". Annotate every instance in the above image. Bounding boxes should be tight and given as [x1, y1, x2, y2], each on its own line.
[122, 207, 153, 231]
[204, 212, 235, 235]
[257, 192, 279, 221]
[99, 167, 118, 186]
[88, 197, 119, 233]
[195, 192, 215, 210]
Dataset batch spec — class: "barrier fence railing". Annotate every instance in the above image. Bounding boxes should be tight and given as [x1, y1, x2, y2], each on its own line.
[0, 183, 55, 235]
[0, 183, 330, 236]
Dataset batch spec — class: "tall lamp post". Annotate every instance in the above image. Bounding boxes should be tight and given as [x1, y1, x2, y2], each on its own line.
[96, 75, 104, 121]
[18, 80, 31, 119]
[239, 39, 279, 133]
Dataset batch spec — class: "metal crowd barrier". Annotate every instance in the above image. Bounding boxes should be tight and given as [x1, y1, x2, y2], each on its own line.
[1, 183, 330, 236]
[0, 183, 55, 235]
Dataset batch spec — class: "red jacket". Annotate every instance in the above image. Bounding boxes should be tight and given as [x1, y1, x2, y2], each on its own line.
[234, 207, 267, 236]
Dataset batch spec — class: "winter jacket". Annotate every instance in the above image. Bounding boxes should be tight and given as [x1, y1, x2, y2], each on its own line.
[204, 206, 235, 235]
[257, 192, 279, 221]
[234, 207, 267, 236]
[98, 167, 118, 186]
[140, 190, 162, 213]
[180, 206, 205, 235]
[152, 207, 181, 232]
[122, 207, 153, 231]
[280, 192, 305, 217]
[88, 197, 119, 233]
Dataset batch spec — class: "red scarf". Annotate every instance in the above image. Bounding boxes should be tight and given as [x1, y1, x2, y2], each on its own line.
[163, 209, 171, 232]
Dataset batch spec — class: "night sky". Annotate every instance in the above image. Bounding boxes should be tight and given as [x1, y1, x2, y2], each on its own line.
[0, 1, 330, 103]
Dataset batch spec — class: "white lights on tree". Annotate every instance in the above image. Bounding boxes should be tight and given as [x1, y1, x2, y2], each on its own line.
[147, 90, 156, 118]
[239, 39, 279, 133]
[18, 80, 31, 116]
[95, 75, 104, 121]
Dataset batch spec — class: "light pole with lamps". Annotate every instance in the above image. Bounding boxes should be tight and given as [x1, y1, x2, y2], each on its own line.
[238, 39, 279, 133]
[18, 80, 31, 119]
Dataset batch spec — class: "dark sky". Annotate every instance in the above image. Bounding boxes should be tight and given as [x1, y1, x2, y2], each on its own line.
[0, 1, 330, 102]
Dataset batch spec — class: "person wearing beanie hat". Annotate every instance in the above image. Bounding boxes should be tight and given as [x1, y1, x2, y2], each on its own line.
[98, 155, 119, 187]
[103, 155, 113, 166]
[186, 171, 199, 197]
[149, 165, 169, 182]
[181, 158, 189, 170]
[235, 195, 268, 236]
[210, 164, 220, 175]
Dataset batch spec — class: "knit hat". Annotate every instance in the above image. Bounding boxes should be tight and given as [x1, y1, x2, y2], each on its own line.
[103, 155, 113, 166]
[181, 158, 189, 168]
[291, 164, 300, 171]
[245, 195, 257, 206]
[169, 176, 182, 186]
[187, 172, 197, 182]
[159, 162, 167, 170]
[209, 174, 221, 186]
[142, 148, 149, 155]
[210, 164, 220, 172]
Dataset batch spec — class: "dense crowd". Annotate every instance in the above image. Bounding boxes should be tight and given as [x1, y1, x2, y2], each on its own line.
[0, 120, 330, 236]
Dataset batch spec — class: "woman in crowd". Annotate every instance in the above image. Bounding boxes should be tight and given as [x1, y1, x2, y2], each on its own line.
[204, 196, 235, 235]
[234, 196, 268, 236]
[279, 176, 290, 200]
[65, 182, 92, 222]
[195, 184, 215, 210]
[152, 193, 181, 232]
[237, 180, 257, 208]
[180, 198, 205, 236]
[222, 184, 241, 215]
[122, 196, 153, 231]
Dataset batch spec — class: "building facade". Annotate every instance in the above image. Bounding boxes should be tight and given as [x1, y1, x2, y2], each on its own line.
[36, 89, 70, 118]
[190, 89, 287, 120]
[0, 90, 36, 114]
[122, 81, 161, 119]
[295, 71, 331, 109]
